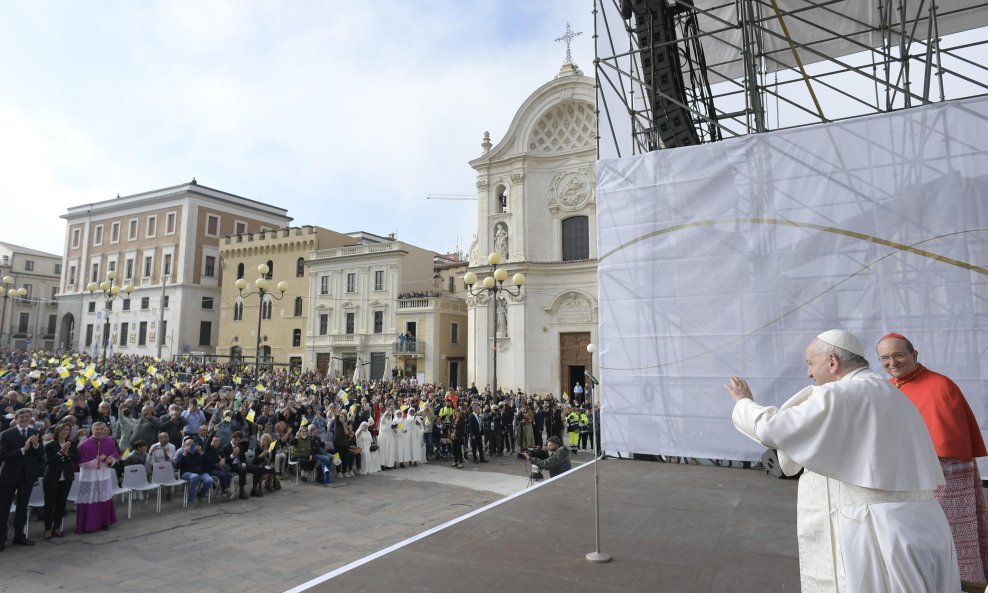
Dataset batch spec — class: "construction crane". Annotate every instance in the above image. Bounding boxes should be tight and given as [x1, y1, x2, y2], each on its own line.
[426, 194, 477, 201]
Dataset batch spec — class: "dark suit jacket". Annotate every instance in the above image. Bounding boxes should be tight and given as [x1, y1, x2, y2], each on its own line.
[467, 414, 483, 441]
[451, 416, 465, 442]
[43, 439, 77, 483]
[0, 426, 45, 484]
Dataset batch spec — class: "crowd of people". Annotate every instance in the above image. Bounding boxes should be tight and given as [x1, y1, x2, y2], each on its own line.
[0, 348, 599, 550]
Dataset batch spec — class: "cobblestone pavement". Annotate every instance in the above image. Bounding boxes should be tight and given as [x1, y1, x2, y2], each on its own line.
[2, 450, 592, 593]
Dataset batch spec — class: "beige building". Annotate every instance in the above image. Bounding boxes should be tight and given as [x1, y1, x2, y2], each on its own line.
[306, 233, 467, 382]
[0, 242, 62, 350]
[394, 292, 468, 388]
[57, 180, 292, 359]
[217, 225, 354, 372]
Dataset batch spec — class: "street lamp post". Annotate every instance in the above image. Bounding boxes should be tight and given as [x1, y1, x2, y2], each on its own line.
[236, 263, 288, 380]
[464, 252, 525, 395]
[85, 271, 133, 370]
[0, 276, 28, 350]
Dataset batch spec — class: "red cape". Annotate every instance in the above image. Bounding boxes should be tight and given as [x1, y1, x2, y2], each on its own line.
[894, 366, 987, 461]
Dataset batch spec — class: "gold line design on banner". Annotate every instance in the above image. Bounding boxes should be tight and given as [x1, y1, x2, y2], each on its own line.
[599, 219, 987, 372]
[599, 217, 988, 276]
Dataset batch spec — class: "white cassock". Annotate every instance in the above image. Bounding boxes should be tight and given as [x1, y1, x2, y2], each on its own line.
[376, 414, 396, 469]
[408, 414, 425, 464]
[733, 367, 960, 593]
[355, 422, 380, 475]
[395, 412, 412, 463]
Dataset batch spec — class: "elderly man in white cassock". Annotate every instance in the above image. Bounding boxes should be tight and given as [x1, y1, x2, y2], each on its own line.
[725, 330, 960, 593]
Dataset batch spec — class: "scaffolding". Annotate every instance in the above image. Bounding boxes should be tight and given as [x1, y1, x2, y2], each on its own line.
[595, 0, 988, 158]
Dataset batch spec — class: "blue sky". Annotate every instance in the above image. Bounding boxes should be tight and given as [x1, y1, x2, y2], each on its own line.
[0, 1, 595, 256]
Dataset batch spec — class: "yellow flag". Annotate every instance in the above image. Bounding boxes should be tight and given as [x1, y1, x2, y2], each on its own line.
[233, 376, 242, 385]
[268, 441, 277, 452]
[122, 448, 132, 458]
[245, 409, 256, 423]
[30, 358, 38, 368]
[348, 404, 356, 416]
[398, 422, 405, 431]
[133, 377, 143, 387]
[196, 396, 205, 407]
[74, 376, 86, 389]
[400, 405, 408, 412]
[147, 365, 157, 376]
[256, 384, 266, 392]
[83, 364, 96, 379]
[56, 366, 70, 379]
[48, 358, 58, 365]
[300, 417, 309, 427]
[66, 398, 74, 408]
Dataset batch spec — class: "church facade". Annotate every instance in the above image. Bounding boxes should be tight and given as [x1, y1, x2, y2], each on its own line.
[465, 61, 598, 397]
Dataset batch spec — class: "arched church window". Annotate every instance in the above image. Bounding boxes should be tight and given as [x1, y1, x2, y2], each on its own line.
[296, 257, 305, 277]
[495, 184, 508, 214]
[561, 216, 589, 261]
[237, 263, 244, 280]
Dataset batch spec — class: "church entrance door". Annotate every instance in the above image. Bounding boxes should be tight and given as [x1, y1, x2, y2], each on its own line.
[559, 332, 591, 399]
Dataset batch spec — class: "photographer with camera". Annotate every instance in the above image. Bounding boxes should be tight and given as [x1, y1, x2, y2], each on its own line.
[521, 435, 572, 478]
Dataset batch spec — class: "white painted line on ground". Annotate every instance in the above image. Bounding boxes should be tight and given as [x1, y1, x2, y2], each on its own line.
[282, 460, 594, 593]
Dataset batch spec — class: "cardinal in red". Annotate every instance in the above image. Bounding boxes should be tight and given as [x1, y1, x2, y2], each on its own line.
[877, 332, 988, 581]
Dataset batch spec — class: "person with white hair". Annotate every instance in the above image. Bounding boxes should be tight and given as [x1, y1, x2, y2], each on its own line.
[355, 421, 379, 475]
[725, 330, 960, 593]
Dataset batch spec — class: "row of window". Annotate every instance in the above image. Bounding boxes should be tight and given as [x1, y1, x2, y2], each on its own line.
[4, 283, 58, 302]
[73, 213, 249, 250]
[11, 313, 58, 335]
[71, 251, 219, 288]
[83, 320, 171, 347]
[87, 295, 170, 313]
[318, 270, 386, 295]
[17, 260, 61, 275]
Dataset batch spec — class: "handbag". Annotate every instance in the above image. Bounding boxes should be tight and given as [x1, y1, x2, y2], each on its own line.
[350, 446, 362, 454]
[369, 443, 379, 452]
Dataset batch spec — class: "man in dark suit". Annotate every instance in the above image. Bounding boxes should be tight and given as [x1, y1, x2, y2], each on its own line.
[0, 408, 45, 550]
[468, 404, 487, 463]
[533, 402, 545, 448]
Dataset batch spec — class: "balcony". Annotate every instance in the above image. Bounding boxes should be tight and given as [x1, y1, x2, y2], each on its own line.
[396, 298, 433, 310]
[326, 334, 365, 347]
[394, 340, 426, 358]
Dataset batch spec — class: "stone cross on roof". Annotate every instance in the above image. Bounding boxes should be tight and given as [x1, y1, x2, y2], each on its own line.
[555, 21, 582, 65]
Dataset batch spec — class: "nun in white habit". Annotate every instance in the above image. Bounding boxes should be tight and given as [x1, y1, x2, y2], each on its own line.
[355, 421, 379, 475]
[376, 408, 397, 470]
[408, 409, 425, 466]
[394, 409, 413, 466]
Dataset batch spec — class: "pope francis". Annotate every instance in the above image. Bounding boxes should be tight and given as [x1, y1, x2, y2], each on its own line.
[725, 329, 960, 593]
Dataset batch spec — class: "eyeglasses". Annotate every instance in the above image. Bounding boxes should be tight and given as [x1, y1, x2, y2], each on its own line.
[878, 352, 911, 363]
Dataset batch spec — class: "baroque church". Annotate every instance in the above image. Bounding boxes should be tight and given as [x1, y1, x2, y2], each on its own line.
[465, 56, 598, 397]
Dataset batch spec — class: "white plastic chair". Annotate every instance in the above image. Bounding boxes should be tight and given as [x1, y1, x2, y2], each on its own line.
[66, 474, 80, 505]
[150, 462, 188, 509]
[15, 480, 44, 540]
[122, 465, 162, 518]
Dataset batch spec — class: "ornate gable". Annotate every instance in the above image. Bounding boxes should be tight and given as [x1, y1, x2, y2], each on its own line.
[528, 101, 595, 153]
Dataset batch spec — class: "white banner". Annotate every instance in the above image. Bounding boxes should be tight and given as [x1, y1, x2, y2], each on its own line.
[596, 97, 988, 460]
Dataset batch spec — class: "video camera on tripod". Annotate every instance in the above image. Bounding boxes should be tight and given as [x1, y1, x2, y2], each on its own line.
[518, 447, 549, 481]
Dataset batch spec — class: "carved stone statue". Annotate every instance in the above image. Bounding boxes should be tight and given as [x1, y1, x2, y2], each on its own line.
[494, 225, 509, 259]
[468, 234, 479, 267]
[495, 298, 508, 337]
